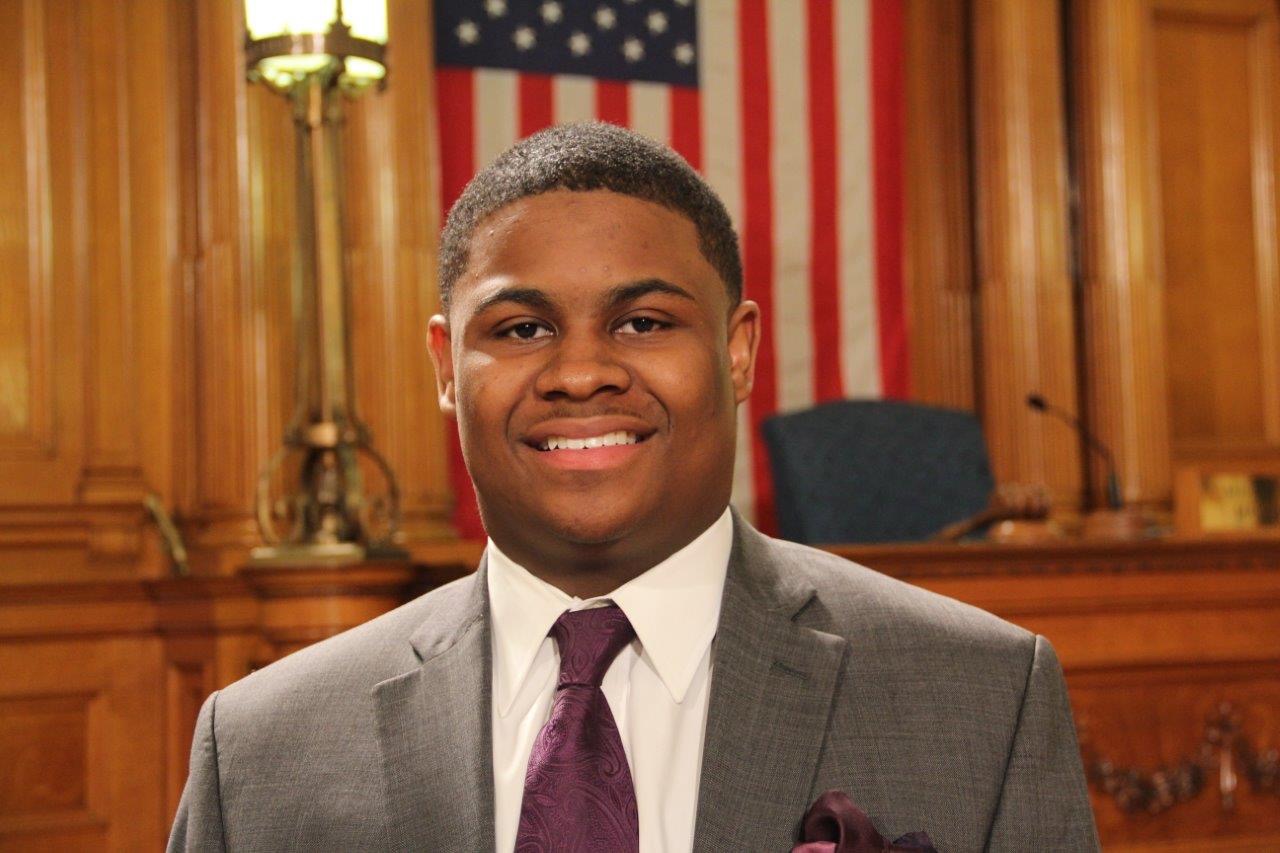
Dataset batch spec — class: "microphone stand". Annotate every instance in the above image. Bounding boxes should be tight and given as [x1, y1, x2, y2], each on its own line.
[1026, 394, 1148, 540]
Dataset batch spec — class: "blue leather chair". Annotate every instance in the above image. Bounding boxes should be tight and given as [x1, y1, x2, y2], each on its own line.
[762, 399, 994, 544]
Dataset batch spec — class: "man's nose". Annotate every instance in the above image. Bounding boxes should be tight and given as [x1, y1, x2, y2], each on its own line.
[534, 333, 632, 401]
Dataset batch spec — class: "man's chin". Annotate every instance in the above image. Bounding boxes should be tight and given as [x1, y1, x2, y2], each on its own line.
[543, 513, 637, 547]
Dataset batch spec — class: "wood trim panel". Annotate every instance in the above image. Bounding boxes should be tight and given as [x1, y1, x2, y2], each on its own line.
[970, 0, 1085, 512]
[0, 639, 165, 851]
[0, 0, 55, 458]
[183, 0, 256, 526]
[1071, 0, 1174, 510]
[1147, 0, 1280, 457]
[78, 0, 147, 506]
[0, 0, 87, 503]
[343, 0, 454, 541]
[903, 0, 976, 412]
[1072, 662, 1280, 847]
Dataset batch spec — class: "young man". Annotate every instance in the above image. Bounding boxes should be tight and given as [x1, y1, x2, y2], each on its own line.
[170, 123, 1099, 852]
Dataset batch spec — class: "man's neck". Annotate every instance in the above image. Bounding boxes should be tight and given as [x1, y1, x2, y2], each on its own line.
[488, 508, 733, 600]
[495, 545, 665, 599]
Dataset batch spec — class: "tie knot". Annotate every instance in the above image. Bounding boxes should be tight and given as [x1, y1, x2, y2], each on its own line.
[550, 605, 635, 689]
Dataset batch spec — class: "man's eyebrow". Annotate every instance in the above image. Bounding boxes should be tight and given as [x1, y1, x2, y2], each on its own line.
[604, 278, 697, 308]
[471, 286, 557, 315]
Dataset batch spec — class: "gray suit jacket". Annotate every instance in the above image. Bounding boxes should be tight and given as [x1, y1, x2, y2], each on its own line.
[169, 518, 1100, 852]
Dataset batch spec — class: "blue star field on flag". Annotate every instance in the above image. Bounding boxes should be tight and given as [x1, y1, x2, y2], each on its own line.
[434, 0, 699, 87]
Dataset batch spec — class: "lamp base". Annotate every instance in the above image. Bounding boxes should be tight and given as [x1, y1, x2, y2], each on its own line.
[249, 541, 410, 568]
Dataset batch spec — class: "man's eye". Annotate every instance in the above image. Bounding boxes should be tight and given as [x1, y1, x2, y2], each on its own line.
[502, 322, 552, 340]
[617, 316, 668, 335]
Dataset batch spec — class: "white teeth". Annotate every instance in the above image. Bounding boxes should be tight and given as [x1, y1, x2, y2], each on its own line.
[539, 431, 639, 451]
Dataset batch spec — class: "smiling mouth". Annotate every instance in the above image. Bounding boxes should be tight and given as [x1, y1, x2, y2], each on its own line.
[535, 431, 645, 451]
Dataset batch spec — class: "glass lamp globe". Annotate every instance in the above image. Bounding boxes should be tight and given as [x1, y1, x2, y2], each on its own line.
[244, 0, 388, 92]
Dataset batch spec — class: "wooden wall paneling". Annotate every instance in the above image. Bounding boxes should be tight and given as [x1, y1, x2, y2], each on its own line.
[0, 0, 53, 458]
[169, 0, 202, 577]
[176, 0, 275, 573]
[2, 0, 455, 577]
[77, 0, 148, 509]
[244, 60, 300, 557]
[1071, 0, 1174, 510]
[0, 0, 84, 507]
[157, 593, 263, 820]
[903, 0, 976, 413]
[342, 0, 454, 545]
[1150, 0, 1280, 459]
[122, 0, 182, 552]
[1070, 666, 1280, 845]
[1071, 663, 1280, 848]
[971, 0, 1085, 512]
[0, 0, 183, 580]
[0, 638, 166, 851]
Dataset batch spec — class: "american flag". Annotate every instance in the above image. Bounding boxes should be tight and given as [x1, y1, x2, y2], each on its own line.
[433, 0, 907, 537]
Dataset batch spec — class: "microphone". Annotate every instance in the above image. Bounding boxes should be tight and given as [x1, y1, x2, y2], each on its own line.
[1026, 394, 1123, 509]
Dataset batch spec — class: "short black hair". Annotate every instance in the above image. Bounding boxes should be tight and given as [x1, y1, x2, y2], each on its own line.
[438, 122, 742, 311]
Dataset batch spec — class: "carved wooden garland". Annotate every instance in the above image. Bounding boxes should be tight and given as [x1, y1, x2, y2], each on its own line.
[1084, 703, 1280, 815]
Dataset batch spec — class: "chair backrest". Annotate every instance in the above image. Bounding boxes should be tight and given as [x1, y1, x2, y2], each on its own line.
[761, 399, 994, 544]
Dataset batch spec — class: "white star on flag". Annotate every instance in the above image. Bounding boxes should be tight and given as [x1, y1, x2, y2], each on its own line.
[483, 0, 506, 19]
[594, 6, 616, 30]
[622, 36, 644, 62]
[456, 20, 479, 45]
[673, 41, 694, 65]
[568, 31, 591, 57]
[647, 11, 668, 35]
[540, 1, 563, 25]
[513, 25, 536, 51]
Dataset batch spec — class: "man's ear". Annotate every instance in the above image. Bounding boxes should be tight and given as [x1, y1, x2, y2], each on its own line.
[426, 315, 457, 418]
[726, 299, 761, 404]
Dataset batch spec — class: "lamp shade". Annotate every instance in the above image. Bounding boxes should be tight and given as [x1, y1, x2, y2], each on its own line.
[244, 0, 387, 90]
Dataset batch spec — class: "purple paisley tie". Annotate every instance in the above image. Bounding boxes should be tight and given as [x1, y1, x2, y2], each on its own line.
[515, 605, 639, 853]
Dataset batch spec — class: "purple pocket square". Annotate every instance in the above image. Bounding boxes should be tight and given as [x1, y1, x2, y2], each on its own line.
[791, 790, 938, 853]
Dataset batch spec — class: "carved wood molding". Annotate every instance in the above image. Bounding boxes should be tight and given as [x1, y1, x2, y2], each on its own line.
[827, 536, 1280, 580]
[1084, 703, 1280, 815]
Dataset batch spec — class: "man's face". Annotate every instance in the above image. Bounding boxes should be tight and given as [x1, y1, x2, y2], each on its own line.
[428, 190, 759, 575]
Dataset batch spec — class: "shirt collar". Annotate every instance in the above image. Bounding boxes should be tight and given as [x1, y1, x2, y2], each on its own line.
[486, 507, 733, 716]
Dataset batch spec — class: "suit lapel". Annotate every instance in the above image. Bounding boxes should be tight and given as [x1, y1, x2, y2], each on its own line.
[693, 518, 850, 852]
[374, 558, 495, 853]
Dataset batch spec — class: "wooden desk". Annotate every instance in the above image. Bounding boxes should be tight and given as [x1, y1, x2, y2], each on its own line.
[828, 538, 1280, 852]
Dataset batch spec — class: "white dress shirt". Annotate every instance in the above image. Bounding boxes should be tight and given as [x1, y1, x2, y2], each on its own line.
[487, 508, 733, 853]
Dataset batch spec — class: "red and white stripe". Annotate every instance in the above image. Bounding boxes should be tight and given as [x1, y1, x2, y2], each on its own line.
[434, 0, 906, 538]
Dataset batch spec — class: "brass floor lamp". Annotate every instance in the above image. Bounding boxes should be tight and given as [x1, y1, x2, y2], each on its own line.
[244, 0, 406, 566]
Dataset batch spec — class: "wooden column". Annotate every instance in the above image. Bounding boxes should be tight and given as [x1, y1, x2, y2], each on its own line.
[176, 0, 264, 573]
[971, 0, 1084, 511]
[1071, 0, 1173, 510]
[343, 0, 455, 544]
[904, 0, 976, 412]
